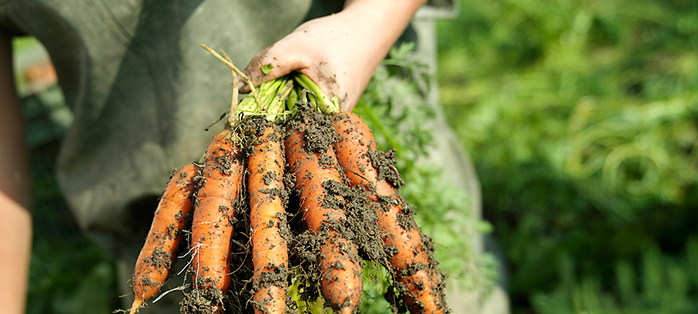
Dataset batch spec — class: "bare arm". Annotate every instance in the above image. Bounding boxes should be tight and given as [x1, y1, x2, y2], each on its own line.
[242, 0, 428, 111]
[0, 29, 32, 314]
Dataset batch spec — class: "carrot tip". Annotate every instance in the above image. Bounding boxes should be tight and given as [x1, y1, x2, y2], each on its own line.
[128, 298, 143, 314]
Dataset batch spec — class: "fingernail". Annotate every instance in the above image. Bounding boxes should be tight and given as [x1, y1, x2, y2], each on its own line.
[237, 81, 246, 91]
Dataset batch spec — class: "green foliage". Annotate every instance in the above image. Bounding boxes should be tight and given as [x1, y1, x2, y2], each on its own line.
[26, 151, 118, 314]
[28, 238, 117, 314]
[359, 261, 397, 313]
[401, 164, 499, 297]
[261, 63, 273, 75]
[355, 43, 436, 174]
[437, 0, 698, 312]
[532, 239, 698, 314]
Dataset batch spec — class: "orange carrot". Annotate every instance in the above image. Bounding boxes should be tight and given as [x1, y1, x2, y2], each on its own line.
[190, 128, 245, 309]
[332, 112, 448, 314]
[128, 163, 198, 314]
[247, 122, 289, 314]
[285, 120, 363, 314]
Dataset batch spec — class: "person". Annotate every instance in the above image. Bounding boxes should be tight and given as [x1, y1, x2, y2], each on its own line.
[0, 0, 509, 313]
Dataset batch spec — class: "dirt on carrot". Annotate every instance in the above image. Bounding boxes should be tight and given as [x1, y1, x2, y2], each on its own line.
[126, 46, 451, 313]
[179, 286, 228, 314]
[179, 184, 254, 314]
[134, 96, 447, 314]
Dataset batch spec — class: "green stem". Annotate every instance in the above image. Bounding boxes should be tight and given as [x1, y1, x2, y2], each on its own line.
[238, 78, 286, 118]
[357, 98, 404, 156]
[235, 72, 339, 124]
[263, 78, 293, 121]
[293, 73, 340, 115]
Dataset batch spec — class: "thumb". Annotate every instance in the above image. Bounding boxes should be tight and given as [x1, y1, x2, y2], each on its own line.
[240, 44, 308, 94]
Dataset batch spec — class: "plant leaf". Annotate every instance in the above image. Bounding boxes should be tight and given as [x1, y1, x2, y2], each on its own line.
[261, 63, 273, 75]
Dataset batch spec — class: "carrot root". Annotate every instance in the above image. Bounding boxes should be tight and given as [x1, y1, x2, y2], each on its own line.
[130, 163, 199, 311]
[127, 298, 143, 314]
[285, 111, 363, 313]
[190, 128, 245, 296]
[332, 112, 448, 314]
[247, 120, 289, 314]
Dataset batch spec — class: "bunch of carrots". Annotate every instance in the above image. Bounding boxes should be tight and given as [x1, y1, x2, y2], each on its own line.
[126, 45, 449, 314]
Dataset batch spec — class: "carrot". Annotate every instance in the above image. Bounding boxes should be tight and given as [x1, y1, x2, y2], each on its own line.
[332, 112, 448, 314]
[190, 127, 245, 310]
[128, 163, 198, 314]
[285, 116, 363, 314]
[247, 120, 289, 314]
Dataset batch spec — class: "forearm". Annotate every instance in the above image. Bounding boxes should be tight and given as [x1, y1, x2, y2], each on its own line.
[0, 30, 32, 314]
[341, 0, 428, 69]
[296, 0, 428, 107]
[0, 195, 32, 314]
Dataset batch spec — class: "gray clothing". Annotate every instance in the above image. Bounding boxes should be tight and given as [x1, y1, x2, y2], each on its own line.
[0, 0, 348, 244]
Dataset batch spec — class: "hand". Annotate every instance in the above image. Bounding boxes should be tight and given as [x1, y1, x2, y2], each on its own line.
[241, 0, 427, 112]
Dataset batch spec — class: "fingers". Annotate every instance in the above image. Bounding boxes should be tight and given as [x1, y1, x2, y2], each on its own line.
[240, 20, 366, 112]
[240, 42, 306, 94]
[241, 43, 352, 111]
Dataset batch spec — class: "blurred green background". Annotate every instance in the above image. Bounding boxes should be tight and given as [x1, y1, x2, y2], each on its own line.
[437, 0, 698, 313]
[14, 0, 698, 313]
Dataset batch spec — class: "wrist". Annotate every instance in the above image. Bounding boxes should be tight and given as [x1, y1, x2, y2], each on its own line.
[337, 0, 427, 72]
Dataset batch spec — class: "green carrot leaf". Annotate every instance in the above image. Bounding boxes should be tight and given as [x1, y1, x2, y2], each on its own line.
[261, 64, 273, 75]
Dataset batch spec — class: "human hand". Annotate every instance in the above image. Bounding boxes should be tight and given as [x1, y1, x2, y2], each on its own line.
[240, 0, 427, 112]
[241, 12, 375, 112]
